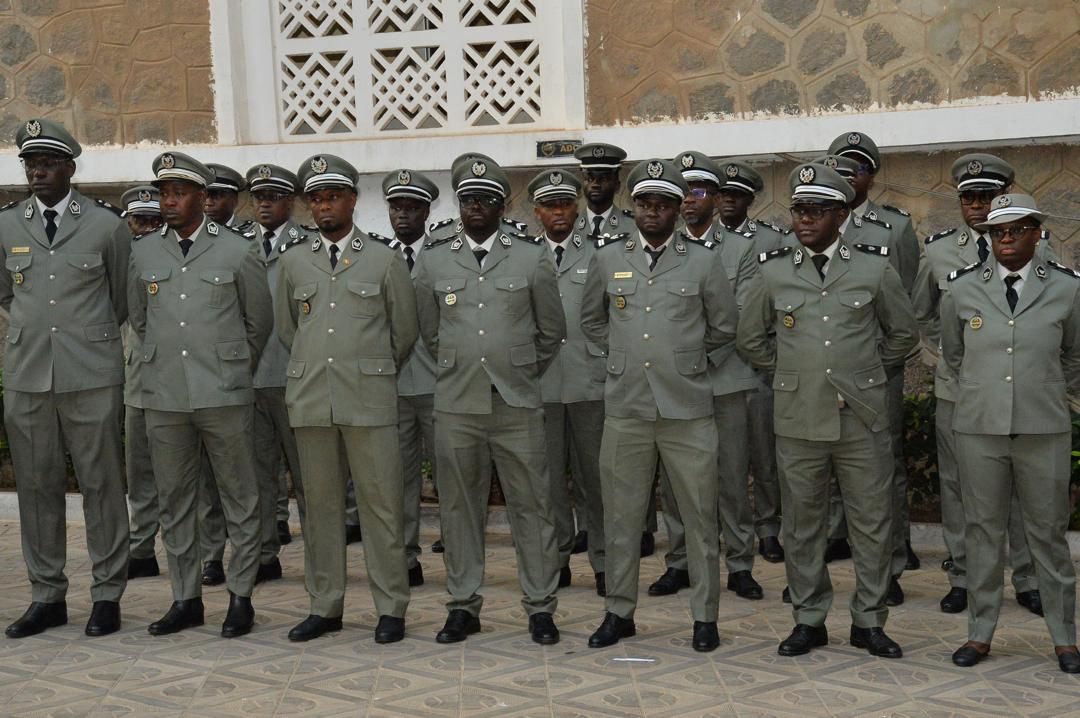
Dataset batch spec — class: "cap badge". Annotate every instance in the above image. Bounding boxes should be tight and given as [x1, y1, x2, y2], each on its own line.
[799, 166, 816, 184]
[847, 132, 862, 145]
[646, 161, 664, 179]
[592, 146, 605, 158]
[138, 190, 151, 203]
[997, 195, 1011, 207]
[258, 165, 273, 180]
[160, 153, 175, 169]
[549, 172, 563, 186]
[311, 156, 328, 174]
[397, 170, 411, 185]
[471, 161, 487, 177]
[823, 157, 838, 169]
[725, 164, 739, 178]
[25, 120, 41, 138]
[681, 154, 694, 169]
[967, 160, 983, 176]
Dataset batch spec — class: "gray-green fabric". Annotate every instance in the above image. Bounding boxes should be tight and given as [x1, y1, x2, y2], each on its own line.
[862, 200, 919, 294]
[0, 190, 131, 604]
[123, 323, 159, 561]
[575, 206, 635, 239]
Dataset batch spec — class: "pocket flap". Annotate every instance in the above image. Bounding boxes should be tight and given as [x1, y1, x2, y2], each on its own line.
[6, 325, 21, 344]
[510, 343, 537, 366]
[84, 322, 119, 342]
[141, 342, 156, 362]
[358, 356, 396, 375]
[66, 253, 103, 271]
[773, 371, 798, 391]
[855, 365, 887, 389]
[436, 276, 468, 293]
[667, 281, 700, 297]
[215, 339, 250, 360]
[606, 349, 626, 375]
[838, 291, 873, 309]
[607, 279, 637, 296]
[5, 255, 31, 271]
[585, 341, 607, 358]
[200, 270, 235, 285]
[674, 347, 707, 375]
[774, 296, 804, 313]
[287, 359, 305, 378]
[347, 281, 381, 298]
[293, 282, 317, 300]
[569, 272, 587, 285]
[495, 276, 528, 292]
[437, 347, 456, 369]
[141, 268, 170, 282]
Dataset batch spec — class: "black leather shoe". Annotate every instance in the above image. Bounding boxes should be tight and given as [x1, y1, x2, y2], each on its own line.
[571, 530, 588, 555]
[588, 612, 635, 648]
[529, 612, 559, 645]
[648, 568, 690, 596]
[436, 609, 481, 643]
[885, 577, 905, 606]
[939, 587, 968, 614]
[952, 643, 989, 667]
[201, 561, 225, 586]
[128, 556, 160, 579]
[277, 520, 292, 546]
[759, 536, 784, 563]
[255, 557, 282, 584]
[6, 601, 67, 638]
[408, 564, 424, 587]
[824, 538, 852, 563]
[594, 572, 606, 597]
[221, 592, 254, 638]
[727, 571, 763, 600]
[782, 586, 791, 604]
[1017, 590, 1044, 616]
[431, 538, 444, 553]
[778, 624, 828, 656]
[375, 615, 405, 644]
[850, 626, 902, 658]
[905, 541, 920, 571]
[345, 525, 363, 544]
[85, 600, 120, 637]
[558, 565, 571, 589]
[692, 621, 720, 652]
[1057, 649, 1080, 674]
[640, 532, 655, 558]
[148, 599, 204, 636]
[288, 614, 342, 642]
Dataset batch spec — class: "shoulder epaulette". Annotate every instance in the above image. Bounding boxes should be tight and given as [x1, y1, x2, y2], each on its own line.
[423, 236, 454, 250]
[595, 232, 630, 249]
[367, 231, 403, 250]
[502, 217, 527, 232]
[301, 224, 319, 232]
[94, 198, 123, 216]
[1047, 259, 1080, 278]
[757, 220, 786, 234]
[278, 235, 306, 254]
[758, 246, 793, 263]
[862, 215, 892, 231]
[131, 231, 151, 242]
[222, 223, 256, 239]
[925, 227, 957, 245]
[0, 200, 18, 213]
[514, 233, 542, 244]
[881, 204, 911, 218]
[946, 261, 983, 281]
[428, 217, 454, 232]
[853, 243, 889, 257]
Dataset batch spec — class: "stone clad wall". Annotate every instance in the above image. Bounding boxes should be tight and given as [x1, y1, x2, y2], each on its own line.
[584, 0, 1080, 125]
[0, 0, 213, 148]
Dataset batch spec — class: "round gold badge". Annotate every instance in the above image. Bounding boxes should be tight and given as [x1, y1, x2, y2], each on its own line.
[147, 281, 158, 295]
[970, 315, 982, 330]
[13, 271, 23, 285]
[782, 313, 795, 329]
[445, 293, 457, 306]
[614, 296, 626, 310]
[301, 301, 311, 315]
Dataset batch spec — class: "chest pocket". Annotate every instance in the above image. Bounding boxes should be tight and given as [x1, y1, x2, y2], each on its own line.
[141, 268, 170, 306]
[293, 283, 317, 322]
[67, 253, 105, 282]
[201, 270, 236, 308]
[346, 280, 381, 317]
[494, 275, 529, 316]
[435, 277, 467, 312]
[607, 279, 637, 320]
[566, 270, 588, 304]
[837, 291, 873, 316]
[774, 296, 805, 327]
[6, 254, 32, 290]
[666, 281, 700, 320]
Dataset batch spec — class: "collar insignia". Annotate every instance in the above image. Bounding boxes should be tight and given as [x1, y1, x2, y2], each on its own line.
[839, 244, 850, 260]
[499, 233, 511, 247]
[852, 215, 863, 227]
[450, 238, 463, 251]
[455, 220, 463, 233]
[866, 210, 878, 221]
[288, 227, 298, 239]
[609, 215, 618, 226]
[160, 225, 168, 236]
[624, 238, 635, 250]
[24, 203, 33, 220]
[572, 234, 581, 248]
[1036, 265, 1047, 278]
[311, 238, 321, 252]
[674, 241, 686, 255]
[957, 232, 968, 246]
[982, 267, 993, 281]
[793, 249, 804, 265]
[748, 219, 757, 232]
[69, 200, 80, 216]
[351, 236, 363, 251]
[207, 221, 219, 236]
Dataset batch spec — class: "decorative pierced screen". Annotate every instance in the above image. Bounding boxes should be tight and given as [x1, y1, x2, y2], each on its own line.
[273, 0, 553, 139]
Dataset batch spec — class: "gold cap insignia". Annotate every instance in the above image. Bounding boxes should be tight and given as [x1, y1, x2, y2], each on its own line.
[549, 172, 562, 185]
[25, 120, 41, 138]
[967, 160, 983, 176]
[160, 153, 175, 169]
[847, 132, 861, 145]
[311, 156, 328, 173]
[799, 166, 816, 184]
[726, 164, 739, 178]
[398, 170, 411, 185]
[646, 161, 663, 179]
[138, 190, 151, 202]
[471, 161, 487, 177]
[258, 165, 273, 180]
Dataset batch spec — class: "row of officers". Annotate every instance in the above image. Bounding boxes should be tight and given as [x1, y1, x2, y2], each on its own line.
[1, 118, 1077, 674]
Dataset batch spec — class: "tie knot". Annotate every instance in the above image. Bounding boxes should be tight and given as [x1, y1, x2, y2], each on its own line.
[811, 254, 828, 269]
[264, 230, 275, 241]
[329, 244, 339, 255]
[43, 209, 57, 219]
[1005, 273, 1021, 287]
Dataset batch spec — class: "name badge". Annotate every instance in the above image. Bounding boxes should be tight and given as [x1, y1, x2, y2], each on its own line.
[10, 247, 29, 254]
[613, 271, 633, 279]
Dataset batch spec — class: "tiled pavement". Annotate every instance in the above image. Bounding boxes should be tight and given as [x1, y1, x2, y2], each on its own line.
[0, 517, 1078, 718]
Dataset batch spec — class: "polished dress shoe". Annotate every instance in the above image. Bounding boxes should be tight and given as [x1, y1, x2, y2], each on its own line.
[375, 615, 405, 644]
[408, 564, 424, 587]
[1017, 590, 1044, 616]
[6, 601, 67, 638]
[782, 586, 791, 604]
[758, 536, 784, 563]
[201, 560, 225, 586]
[939, 587, 968, 614]
[148, 599, 204, 636]
[221, 592, 254, 638]
[528, 612, 559, 645]
[436, 609, 481, 643]
[558, 565, 571, 589]
[594, 572, 606, 597]
[952, 643, 990, 667]
[884, 576, 905, 606]
[648, 568, 690, 596]
[277, 520, 292, 546]
[727, 571, 763, 600]
[778, 624, 827, 656]
[850, 626, 902, 658]
[85, 601, 120, 637]
[1057, 648, 1080, 674]
[692, 621, 720, 652]
[904, 541, 920, 571]
[588, 612, 635, 648]
[640, 532, 655, 558]
[823, 538, 852, 563]
[288, 614, 342, 642]
[255, 557, 282, 584]
[345, 525, 363, 544]
[128, 556, 160, 579]
[571, 530, 588, 555]
[431, 538, 444, 553]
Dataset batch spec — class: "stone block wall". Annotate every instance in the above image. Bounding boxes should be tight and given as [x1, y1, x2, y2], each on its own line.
[0, 0, 213, 149]
[584, 0, 1080, 125]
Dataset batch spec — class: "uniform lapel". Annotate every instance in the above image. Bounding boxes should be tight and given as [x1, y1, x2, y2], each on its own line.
[181, 222, 216, 265]
[451, 235, 482, 275]
[1013, 263, 1046, 316]
[558, 237, 584, 275]
[333, 227, 364, 275]
[479, 234, 509, 275]
[981, 257, 1013, 318]
[157, 228, 185, 264]
[647, 237, 685, 279]
[49, 191, 84, 249]
[792, 247, 821, 289]
[821, 243, 850, 289]
[21, 198, 51, 249]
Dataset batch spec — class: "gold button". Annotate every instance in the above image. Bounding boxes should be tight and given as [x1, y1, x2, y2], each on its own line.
[825, 369, 832, 375]
[645, 306, 651, 312]
[478, 302, 485, 309]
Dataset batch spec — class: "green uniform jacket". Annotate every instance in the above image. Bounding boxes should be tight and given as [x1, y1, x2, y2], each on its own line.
[396, 235, 437, 398]
[254, 220, 307, 390]
[539, 232, 607, 404]
[737, 241, 918, 441]
[0, 191, 129, 393]
[576, 206, 634, 239]
[736, 217, 789, 254]
[276, 228, 418, 427]
[941, 257, 1080, 435]
[580, 233, 739, 421]
[129, 219, 273, 411]
[864, 200, 919, 294]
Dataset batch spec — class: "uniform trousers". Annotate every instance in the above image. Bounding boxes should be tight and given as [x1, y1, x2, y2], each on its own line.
[747, 374, 781, 539]
[398, 393, 435, 569]
[253, 386, 302, 556]
[124, 404, 159, 560]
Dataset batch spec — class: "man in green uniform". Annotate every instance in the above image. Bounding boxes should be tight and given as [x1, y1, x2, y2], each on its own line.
[531, 168, 608, 596]
[129, 151, 273, 638]
[204, 163, 249, 230]
[414, 156, 567, 645]
[737, 163, 917, 659]
[581, 158, 739, 652]
[1, 119, 131, 638]
[911, 155, 1041, 616]
[941, 193, 1080, 674]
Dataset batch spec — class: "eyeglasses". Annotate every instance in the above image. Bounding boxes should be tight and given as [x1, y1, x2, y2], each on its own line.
[685, 188, 715, 200]
[988, 225, 1039, 240]
[789, 204, 840, 221]
[459, 194, 501, 208]
[958, 191, 999, 206]
[20, 156, 69, 173]
[252, 191, 288, 204]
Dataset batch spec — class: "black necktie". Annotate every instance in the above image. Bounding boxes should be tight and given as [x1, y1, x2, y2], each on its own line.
[43, 209, 57, 244]
[403, 245, 415, 272]
[977, 236, 989, 263]
[263, 230, 274, 258]
[554, 245, 564, 268]
[811, 253, 828, 280]
[591, 216, 604, 240]
[329, 243, 339, 269]
[1005, 274, 1020, 312]
[644, 245, 664, 269]
[178, 238, 192, 257]
[474, 248, 488, 268]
